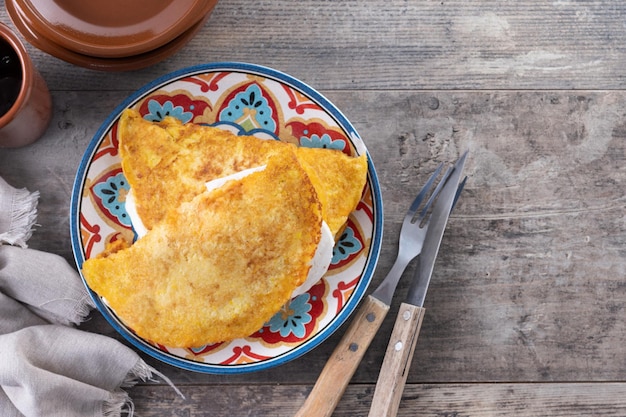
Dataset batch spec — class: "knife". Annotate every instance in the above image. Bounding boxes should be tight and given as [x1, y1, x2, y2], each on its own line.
[294, 153, 467, 417]
[367, 152, 468, 417]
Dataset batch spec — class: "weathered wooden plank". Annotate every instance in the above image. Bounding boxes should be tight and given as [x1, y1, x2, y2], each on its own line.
[8, 90, 622, 385]
[336, 90, 626, 383]
[2, 1, 626, 90]
[127, 382, 626, 416]
[1, 1, 625, 414]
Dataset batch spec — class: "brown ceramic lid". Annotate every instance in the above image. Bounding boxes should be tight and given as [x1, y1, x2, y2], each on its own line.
[7, 0, 214, 71]
[14, 0, 217, 58]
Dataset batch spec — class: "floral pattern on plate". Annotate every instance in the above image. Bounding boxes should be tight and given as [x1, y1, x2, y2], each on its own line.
[71, 63, 383, 374]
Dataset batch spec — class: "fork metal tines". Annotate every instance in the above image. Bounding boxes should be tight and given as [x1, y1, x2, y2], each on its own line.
[371, 163, 453, 306]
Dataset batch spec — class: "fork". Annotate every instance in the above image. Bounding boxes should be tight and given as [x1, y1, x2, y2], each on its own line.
[369, 163, 450, 307]
[294, 163, 458, 417]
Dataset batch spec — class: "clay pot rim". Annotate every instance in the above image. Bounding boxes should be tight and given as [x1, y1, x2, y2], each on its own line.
[14, 0, 217, 58]
[0, 21, 33, 129]
[6, 0, 215, 72]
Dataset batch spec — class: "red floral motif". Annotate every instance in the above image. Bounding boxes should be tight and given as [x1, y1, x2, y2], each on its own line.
[182, 72, 229, 92]
[94, 129, 119, 159]
[333, 276, 360, 314]
[223, 345, 272, 364]
[137, 94, 211, 119]
[89, 168, 130, 229]
[80, 214, 101, 259]
[286, 120, 351, 155]
[106, 231, 131, 247]
[282, 84, 320, 114]
[250, 280, 326, 344]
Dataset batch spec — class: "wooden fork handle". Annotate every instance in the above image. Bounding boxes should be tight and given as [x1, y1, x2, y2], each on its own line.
[294, 295, 389, 417]
[368, 303, 425, 417]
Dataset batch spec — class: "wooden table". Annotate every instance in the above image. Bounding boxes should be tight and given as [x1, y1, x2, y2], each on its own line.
[2, 1, 626, 415]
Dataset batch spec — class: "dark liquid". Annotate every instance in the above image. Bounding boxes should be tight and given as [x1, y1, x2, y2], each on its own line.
[0, 39, 22, 118]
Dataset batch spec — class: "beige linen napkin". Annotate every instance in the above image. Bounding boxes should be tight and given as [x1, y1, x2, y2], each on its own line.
[0, 177, 39, 248]
[0, 177, 181, 417]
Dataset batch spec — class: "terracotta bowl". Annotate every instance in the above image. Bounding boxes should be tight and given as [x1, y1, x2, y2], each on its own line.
[14, 0, 219, 58]
[7, 0, 214, 72]
[0, 21, 51, 147]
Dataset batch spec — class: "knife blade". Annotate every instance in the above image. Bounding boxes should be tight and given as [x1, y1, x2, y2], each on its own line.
[368, 151, 468, 417]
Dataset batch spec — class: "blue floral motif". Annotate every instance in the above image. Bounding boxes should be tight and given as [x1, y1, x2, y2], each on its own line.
[299, 133, 346, 151]
[144, 100, 193, 123]
[189, 345, 207, 354]
[267, 294, 312, 338]
[332, 225, 362, 264]
[93, 173, 131, 227]
[218, 84, 275, 133]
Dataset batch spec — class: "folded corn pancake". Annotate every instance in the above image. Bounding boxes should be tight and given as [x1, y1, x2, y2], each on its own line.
[118, 109, 368, 237]
[124, 166, 337, 300]
[118, 108, 288, 231]
[83, 151, 322, 347]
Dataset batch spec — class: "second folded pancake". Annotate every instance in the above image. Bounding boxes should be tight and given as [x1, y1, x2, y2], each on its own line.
[118, 109, 368, 238]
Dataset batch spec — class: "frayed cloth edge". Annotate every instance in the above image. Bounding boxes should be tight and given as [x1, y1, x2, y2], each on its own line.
[0, 187, 39, 248]
[102, 360, 185, 417]
[68, 292, 95, 326]
[123, 359, 185, 400]
[103, 391, 134, 417]
[38, 293, 95, 327]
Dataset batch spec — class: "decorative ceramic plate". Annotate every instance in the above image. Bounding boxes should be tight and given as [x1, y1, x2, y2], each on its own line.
[70, 63, 383, 374]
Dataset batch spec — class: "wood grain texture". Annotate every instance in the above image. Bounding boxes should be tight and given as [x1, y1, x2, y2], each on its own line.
[128, 383, 626, 416]
[368, 303, 425, 417]
[2, 1, 626, 91]
[0, 90, 624, 387]
[1, 1, 626, 415]
[294, 296, 389, 417]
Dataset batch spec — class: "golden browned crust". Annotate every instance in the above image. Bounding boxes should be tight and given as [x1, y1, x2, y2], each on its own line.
[295, 147, 368, 237]
[118, 109, 368, 236]
[84, 109, 369, 347]
[118, 109, 289, 230]
[83, 150, 322, 347]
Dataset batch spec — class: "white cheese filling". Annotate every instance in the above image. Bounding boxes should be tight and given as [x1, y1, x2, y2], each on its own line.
[124, 165, 334, 299]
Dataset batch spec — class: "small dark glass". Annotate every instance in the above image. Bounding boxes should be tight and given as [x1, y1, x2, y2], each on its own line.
[0, 39, 22, 118]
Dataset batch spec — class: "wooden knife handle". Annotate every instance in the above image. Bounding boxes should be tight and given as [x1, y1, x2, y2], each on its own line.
[294, 295, 390, 417]
[368, 303, 425, 417]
